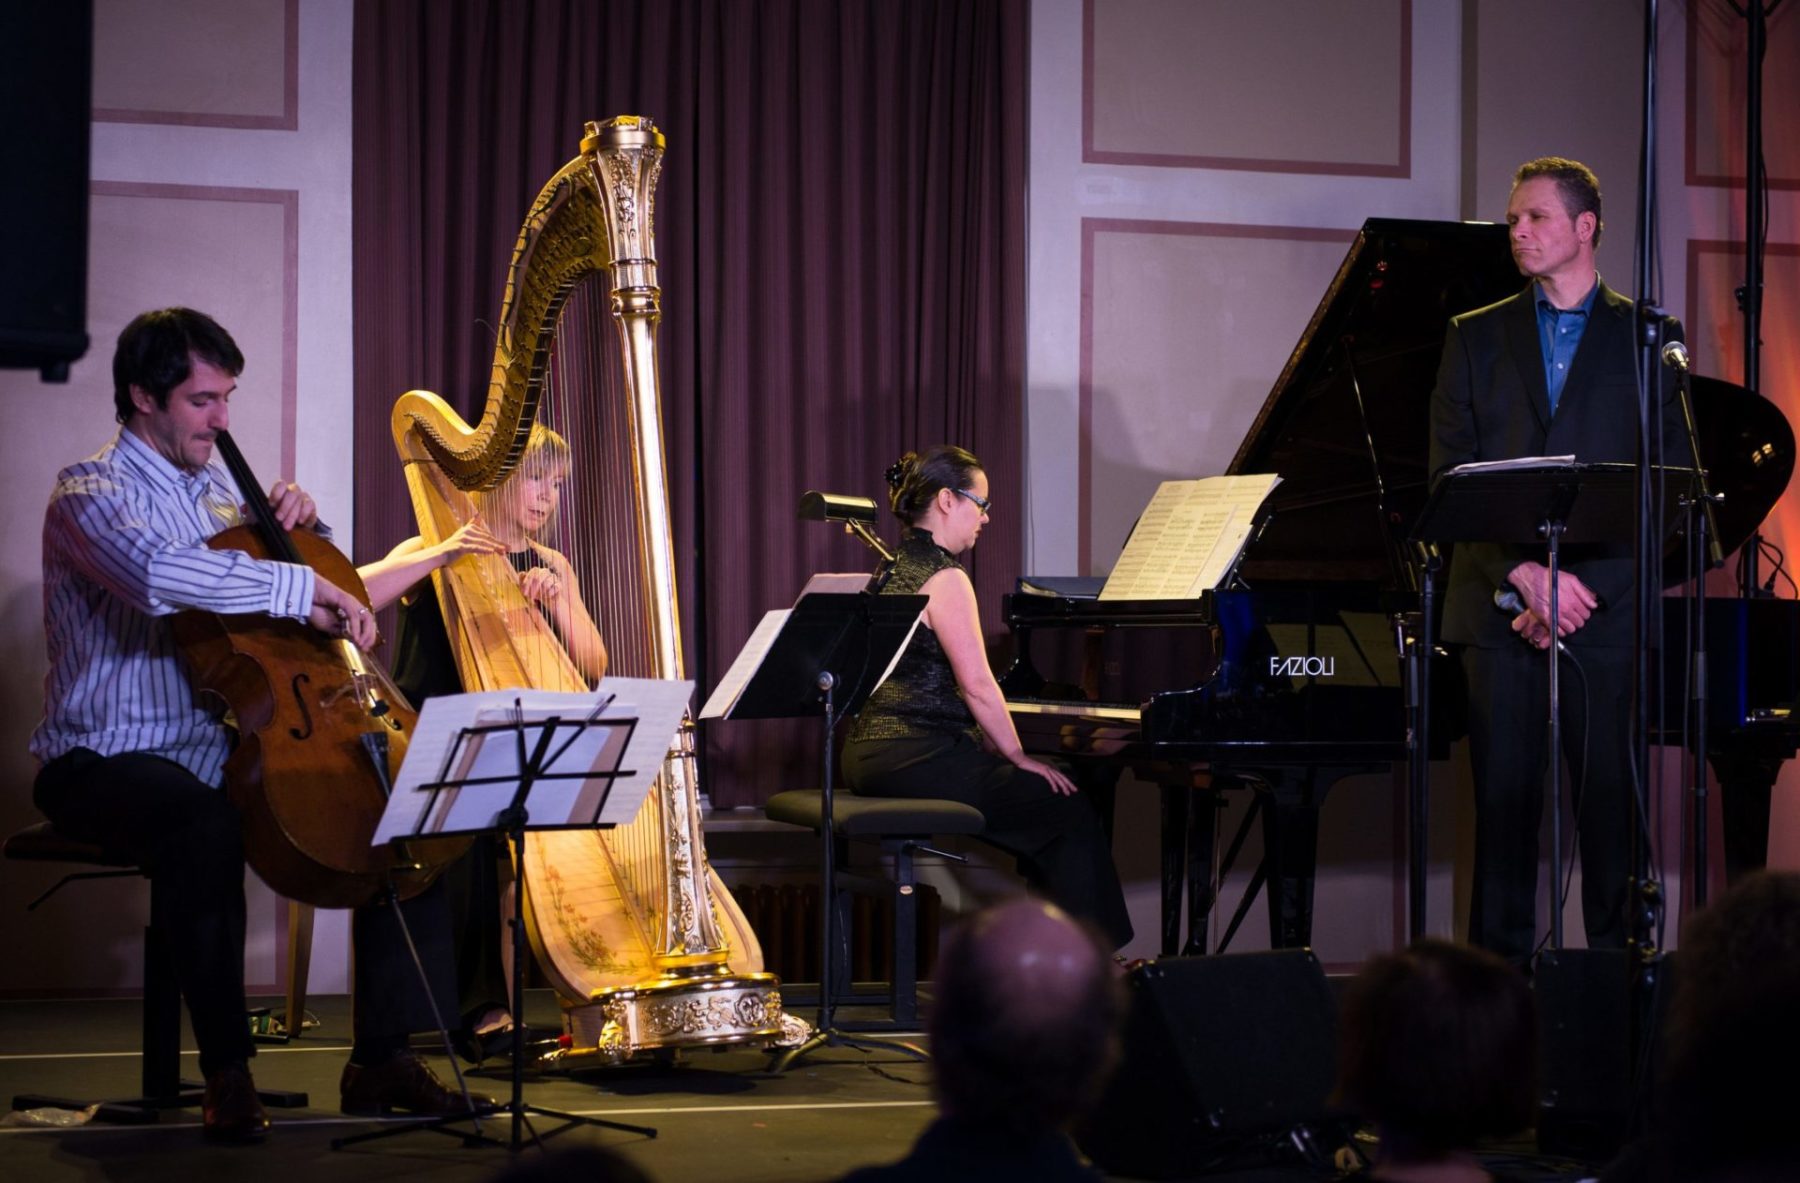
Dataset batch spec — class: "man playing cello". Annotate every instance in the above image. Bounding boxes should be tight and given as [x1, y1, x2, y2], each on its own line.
[29, 308, 493, 1142]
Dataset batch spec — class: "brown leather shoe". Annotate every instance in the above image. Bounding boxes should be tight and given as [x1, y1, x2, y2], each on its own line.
[202, 1062, 271, 1143]
[339, 1051, 496, 1116]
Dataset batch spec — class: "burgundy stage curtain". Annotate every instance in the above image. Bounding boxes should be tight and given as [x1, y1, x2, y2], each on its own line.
[352, 0, 1027, 807]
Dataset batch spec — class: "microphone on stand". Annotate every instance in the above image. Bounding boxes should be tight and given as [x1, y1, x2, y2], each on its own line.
[1660, 340, 1691, 371]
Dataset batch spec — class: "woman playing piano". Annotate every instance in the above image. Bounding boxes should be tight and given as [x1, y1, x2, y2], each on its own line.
[842, 446, 1133, 951]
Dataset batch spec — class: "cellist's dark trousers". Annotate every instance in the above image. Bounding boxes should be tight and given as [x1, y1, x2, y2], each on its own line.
[36, 748, 256, 1074]
[35, 747, 460, 1073]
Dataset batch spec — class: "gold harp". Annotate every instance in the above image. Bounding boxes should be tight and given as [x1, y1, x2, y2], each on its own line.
[391, 117, 787, 1060]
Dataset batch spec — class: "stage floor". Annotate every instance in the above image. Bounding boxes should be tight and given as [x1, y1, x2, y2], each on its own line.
[0, 992, 1590, 1182]
[0, 991, 942, 1183]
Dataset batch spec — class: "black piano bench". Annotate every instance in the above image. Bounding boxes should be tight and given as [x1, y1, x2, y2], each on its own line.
[3, 820, 308, 1123]
[763, 791, 984, 1028]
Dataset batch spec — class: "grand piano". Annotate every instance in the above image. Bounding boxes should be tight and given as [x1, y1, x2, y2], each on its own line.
[1001, 217, 1798, 955]
[1659, 375, 1798, 882]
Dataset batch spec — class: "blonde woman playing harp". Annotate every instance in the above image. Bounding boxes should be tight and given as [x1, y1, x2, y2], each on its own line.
[379, 116, 786, 1061]
[360, 423, 608, 1061]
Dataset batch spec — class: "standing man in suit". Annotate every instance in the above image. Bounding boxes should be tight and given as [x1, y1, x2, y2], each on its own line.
[1428, 157, 1690, 966]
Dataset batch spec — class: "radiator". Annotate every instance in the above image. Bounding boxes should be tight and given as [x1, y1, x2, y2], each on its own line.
[734, 881, 942, 985]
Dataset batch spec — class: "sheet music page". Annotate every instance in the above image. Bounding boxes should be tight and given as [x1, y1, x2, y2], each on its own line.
[374, 678, 693, 843]
[423, 706, 633, 835]
[867, 612, 925, 697]
[1449, 454, 1576, 474]
[698, 608, 789, 719]
[1099, 474, 1282, 600]
[799, 572, 872, 596]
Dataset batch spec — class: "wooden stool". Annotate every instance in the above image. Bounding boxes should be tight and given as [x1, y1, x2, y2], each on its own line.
[764, 791, 984, 1026]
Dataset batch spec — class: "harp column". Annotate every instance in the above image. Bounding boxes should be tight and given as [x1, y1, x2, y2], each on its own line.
[585, 118, 731, 970]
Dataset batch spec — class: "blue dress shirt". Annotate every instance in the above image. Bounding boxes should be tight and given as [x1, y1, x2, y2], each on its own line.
[1535, 275, 1599, 413]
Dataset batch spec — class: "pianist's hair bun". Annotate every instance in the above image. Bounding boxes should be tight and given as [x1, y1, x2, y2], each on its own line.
[885, 454, 916, 491]
[887, 445, 983, 526]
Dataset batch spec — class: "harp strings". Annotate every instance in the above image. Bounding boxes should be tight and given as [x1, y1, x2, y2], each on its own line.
[539, 278, 667, 922]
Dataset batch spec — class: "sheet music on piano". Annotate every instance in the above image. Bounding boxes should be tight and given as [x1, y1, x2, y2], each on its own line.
[1099, 474, 1282, 601]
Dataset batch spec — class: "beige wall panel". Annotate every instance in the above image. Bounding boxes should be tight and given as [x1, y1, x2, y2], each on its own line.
[93, 0, 295, 128]
[1081, 222, 1353, 573]
[1688, 1, 1800, 187]
[1688, 240, 1800, 873]
[0, 185, 296, 995]
[1087, 0, 1408, 174]
[1466, 0, 1646, 285]
[89, 187, 297, 479]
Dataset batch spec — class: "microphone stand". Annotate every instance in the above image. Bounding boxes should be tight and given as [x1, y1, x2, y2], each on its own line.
[1736, 0, 1770, 595]
[1666, 346, 1724, 907]
[1625, 0, 1675, 1145]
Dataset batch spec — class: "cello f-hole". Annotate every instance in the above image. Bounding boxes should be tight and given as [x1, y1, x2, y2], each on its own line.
[288, 673, 314, 739]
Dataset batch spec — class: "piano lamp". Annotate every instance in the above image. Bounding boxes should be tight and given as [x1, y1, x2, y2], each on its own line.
[797, 490, 893, 562]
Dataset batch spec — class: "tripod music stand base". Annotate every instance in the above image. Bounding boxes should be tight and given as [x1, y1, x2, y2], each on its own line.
[330, 1102, 657, 1152]
[766, 1026, 929, 1075]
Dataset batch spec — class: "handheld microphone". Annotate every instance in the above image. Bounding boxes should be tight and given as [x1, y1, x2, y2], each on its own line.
[1494, 588, 1569, 654]
[1660, 341, 1691, 372]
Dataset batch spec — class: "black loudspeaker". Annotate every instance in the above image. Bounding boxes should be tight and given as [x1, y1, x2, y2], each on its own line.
[1075, 950, 1338, 1179]
[1535, 948, 1675, 1161]
[0, 2, 93, 381]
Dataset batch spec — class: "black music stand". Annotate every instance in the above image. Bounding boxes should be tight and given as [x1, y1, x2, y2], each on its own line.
[706, 591, 928, 1072]
[333, 695, 660, 1153]
[1409, 462, 1697, 949]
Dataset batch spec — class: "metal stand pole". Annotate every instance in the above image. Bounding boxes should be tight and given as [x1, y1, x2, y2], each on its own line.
[769, 672, 929, 1073]
[1408, 547, 1441, 942]
[1544, 520, 1567, 951]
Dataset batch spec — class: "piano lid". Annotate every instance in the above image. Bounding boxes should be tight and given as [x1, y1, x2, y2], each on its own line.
[1227, 218, 1522, 587]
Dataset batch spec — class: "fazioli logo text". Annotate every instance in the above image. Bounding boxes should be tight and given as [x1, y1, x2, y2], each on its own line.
[1270, 656, 1335, 677]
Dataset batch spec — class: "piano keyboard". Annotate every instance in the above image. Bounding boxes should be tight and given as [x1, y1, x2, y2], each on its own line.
[1005, 698, 1141, 723]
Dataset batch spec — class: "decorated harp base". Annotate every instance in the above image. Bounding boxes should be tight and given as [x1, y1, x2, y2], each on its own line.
[562, 971, 802, 1064]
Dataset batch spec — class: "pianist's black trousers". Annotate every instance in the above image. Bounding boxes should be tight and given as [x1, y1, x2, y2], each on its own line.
[842, 732, 1134, 949]
[36, 747, 461, 1073]
[1463, 643, 1635, 967]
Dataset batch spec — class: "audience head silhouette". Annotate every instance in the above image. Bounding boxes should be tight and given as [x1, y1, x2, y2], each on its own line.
[928, 897, 1125, 1136]
[1654, 870, 1800, 1180]
[1335, 938, 1535, 1175]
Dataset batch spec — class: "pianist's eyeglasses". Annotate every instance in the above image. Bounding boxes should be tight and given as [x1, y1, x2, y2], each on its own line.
[954, 487, 992, 514]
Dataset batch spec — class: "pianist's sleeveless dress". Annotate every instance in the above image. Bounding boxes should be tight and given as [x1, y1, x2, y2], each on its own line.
[842, 528, 1132, 948]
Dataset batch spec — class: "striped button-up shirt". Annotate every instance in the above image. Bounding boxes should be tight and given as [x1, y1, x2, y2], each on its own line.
[30, 428, 318, 788]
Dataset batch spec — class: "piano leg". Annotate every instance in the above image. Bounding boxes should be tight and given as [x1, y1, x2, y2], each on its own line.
[1157, 782, 1231, 957]
[1711, 748, 1782, 884]
[1261, 781, 1321, 950]
[1159, 785, 1189, 956]
[1184, 792, 1223, 956]
[1228, 764, 1373, 951]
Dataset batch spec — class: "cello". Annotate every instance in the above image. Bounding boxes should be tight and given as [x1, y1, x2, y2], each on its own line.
[170, 430, 463, 908]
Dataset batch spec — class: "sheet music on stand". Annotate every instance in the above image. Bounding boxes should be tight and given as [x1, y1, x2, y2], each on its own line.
[699, 574, 923, 720]
[1447, 453, 1575, 475]
[371, 677, 694, 845]
[1099, 474, 1282, 600]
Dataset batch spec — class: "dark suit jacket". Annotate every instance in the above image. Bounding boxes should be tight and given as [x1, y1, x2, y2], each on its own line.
[1427, 280, 1691, 649]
